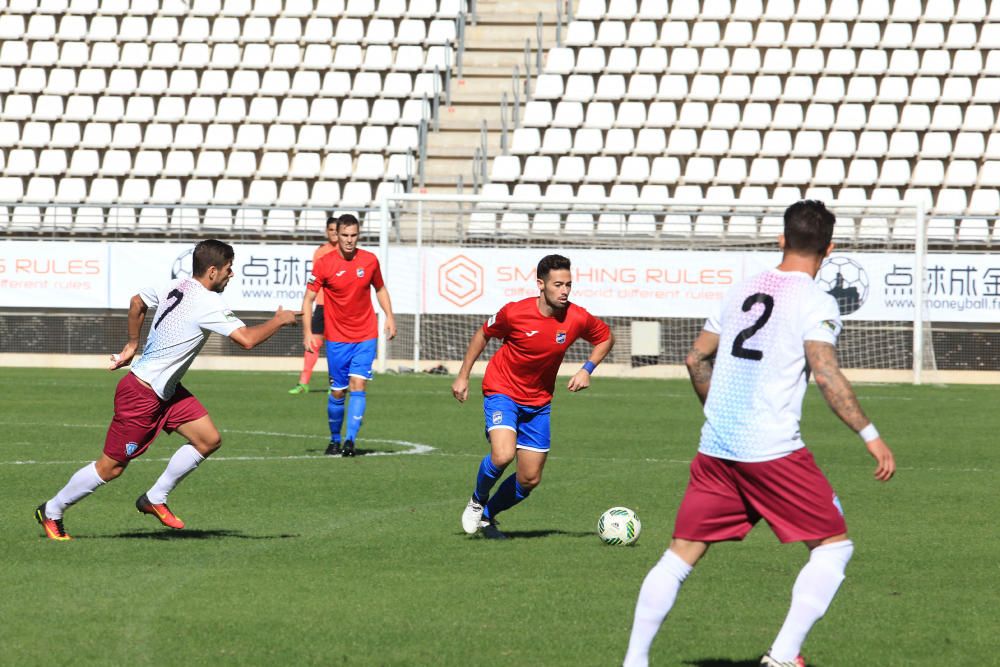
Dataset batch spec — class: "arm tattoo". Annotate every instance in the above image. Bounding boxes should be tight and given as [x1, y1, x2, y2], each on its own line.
[805, 341, 870, 431]
[688, 348, 714, 385]
[686, 345, 715, 404]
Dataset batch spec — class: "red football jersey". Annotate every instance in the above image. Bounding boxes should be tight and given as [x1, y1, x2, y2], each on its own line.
[481, 297, 611, 406]
[307, 248, 384, 342]
[311, 243, 336, 307]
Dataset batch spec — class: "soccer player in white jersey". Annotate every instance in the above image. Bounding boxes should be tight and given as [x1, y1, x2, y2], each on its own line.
[622, 201, 896, 667]
[34, 240, 298, 541]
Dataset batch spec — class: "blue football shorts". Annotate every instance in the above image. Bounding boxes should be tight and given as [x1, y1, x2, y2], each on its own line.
[325, 338, 377, 390]
[483, 393, 552, 452]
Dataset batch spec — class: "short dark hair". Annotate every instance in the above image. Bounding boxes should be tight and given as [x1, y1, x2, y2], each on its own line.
[783, 200, 835, 255]
[537, 254, 571, 280]
[336, 213, 360, 231]
[192, 239, 235, 277]
[325, 215, 338, 229]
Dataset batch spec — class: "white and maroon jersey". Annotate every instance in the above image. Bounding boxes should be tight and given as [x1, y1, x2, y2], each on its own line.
[130, 278, 245, 400]
[698, 268, 842, 462]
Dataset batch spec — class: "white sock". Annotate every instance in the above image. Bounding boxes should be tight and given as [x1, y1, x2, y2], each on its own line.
[146, 444, 205, 505]
[770, 540, 854, 661]
[45, 462, 106, 519]
[623, 550, 694, 667]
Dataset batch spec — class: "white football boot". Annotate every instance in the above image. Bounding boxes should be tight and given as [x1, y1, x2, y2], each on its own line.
[461, 496, 484, 534]
[760, 652, 805, 667]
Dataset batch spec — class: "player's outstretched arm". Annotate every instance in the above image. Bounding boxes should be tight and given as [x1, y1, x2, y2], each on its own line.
[110, 294, 148, 370]
[805, 340, 896, 481]
[685, 330, 719, 405]
[301, 289, 318, 352]
[375, 285, 397, 341]
[567, 332, 615, 392]
[230, 306, 299, 351]
[451, 328, 489, 403]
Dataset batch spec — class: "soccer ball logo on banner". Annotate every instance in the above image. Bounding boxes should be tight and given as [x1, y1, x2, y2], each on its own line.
[817, 257, 869, 316]
[171, 248, 194, 280]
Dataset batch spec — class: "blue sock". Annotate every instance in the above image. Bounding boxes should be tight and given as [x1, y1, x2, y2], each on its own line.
[327, 395, 345, 443]
[483, 474, 531, 521]
[345, 391, 366, 441]
[473, 455, 504, 504]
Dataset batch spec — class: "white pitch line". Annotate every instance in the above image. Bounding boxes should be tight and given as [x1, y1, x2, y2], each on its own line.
[0, 439, 435, 467]
[0, 417, 436, 465]
[1, 421, 993, 474]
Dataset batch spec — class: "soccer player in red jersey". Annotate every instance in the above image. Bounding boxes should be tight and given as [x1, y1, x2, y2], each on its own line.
[451, 254, 614, 538]
[35, 240, 299, 541]
[289, 217, 339, 395]
[301, 214, 396, 457]
[622, 201, 896, 667]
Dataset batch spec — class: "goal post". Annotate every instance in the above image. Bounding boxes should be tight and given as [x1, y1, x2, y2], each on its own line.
[376, 192, 934, 384]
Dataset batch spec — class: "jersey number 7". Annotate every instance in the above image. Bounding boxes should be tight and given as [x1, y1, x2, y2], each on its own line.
[731, 292, 774, 361]
[153, 289, 184, 329]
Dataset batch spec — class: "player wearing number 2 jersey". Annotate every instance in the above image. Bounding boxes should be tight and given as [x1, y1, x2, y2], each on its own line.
[624, 201, 896, 667]
[451, 254, 614, 539]
[35, 240, 299, 541]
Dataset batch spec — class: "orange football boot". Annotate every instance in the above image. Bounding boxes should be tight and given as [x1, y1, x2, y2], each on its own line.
[35, 503, 72, 541]
[135, 493, 185, 529]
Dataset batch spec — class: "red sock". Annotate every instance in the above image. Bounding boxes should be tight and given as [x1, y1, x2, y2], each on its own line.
[299, 346, 320, 385]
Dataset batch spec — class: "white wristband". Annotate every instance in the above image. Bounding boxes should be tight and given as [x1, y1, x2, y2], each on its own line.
[858, 423, 879, 442]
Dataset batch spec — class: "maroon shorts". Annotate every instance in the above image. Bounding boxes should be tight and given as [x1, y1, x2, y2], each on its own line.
[103, 373, 208, 462]
[673, 449, 847, 544]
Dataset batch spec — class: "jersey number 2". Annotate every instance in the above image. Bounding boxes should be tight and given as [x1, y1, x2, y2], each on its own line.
[731, 293, 774, 361]
[153, 289, 184, 329]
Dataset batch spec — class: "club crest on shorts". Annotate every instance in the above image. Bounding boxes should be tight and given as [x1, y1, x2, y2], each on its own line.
[492, 411, 503, 425]
[356, 268, 365, 278]
[125, 442, 139, 457]
[555, 330, 567, 344]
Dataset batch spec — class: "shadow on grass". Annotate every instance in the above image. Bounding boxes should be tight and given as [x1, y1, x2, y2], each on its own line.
[460, 529, 594, 539]
[684, 659, 763, 667]
[92, 529, 299, 541]
[304, 447, 400, 457]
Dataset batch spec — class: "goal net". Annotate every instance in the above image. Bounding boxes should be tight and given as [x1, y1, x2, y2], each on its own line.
[374, 193, 933, 383]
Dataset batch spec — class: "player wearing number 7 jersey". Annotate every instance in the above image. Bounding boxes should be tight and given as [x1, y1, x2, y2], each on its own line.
[623, 201, 896, 667]
[35, 240, 299, 541]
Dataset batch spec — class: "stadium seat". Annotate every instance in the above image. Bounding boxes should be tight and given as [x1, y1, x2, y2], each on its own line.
[552, 101, 584, 128]
[554, 156, 585, 183]
[967, 189, 1000, 214]
[521, 156, 554, 183]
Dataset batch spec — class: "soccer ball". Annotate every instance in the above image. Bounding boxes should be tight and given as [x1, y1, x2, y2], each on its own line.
[598, 507, 641, 546]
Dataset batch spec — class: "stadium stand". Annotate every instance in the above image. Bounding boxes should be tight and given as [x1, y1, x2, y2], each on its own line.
[482, 0, 997, 243]
[0, 0, 996, 246]
[0, 0, 457, 236]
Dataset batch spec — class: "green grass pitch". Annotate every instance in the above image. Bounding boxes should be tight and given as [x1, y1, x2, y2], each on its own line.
[2, 367, 996, 666]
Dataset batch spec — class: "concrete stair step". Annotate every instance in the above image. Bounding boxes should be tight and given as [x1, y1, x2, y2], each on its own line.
[413, 0, 570, 196]
[472, 0, 565, 21]
[450, 75, 517, 95]
[423, 156, 477, 175]
[465, 24, 560, 43]
[426, 131, 502, 154]
[436, 103, 505, 127]
[411, 184, 466, 196]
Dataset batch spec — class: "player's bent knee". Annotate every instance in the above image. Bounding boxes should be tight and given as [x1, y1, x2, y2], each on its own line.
[96, 456, 127, 482]
[518, 473, 542, 489]
[194, 433, 222, 456]
[491, 451, 515, 468]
